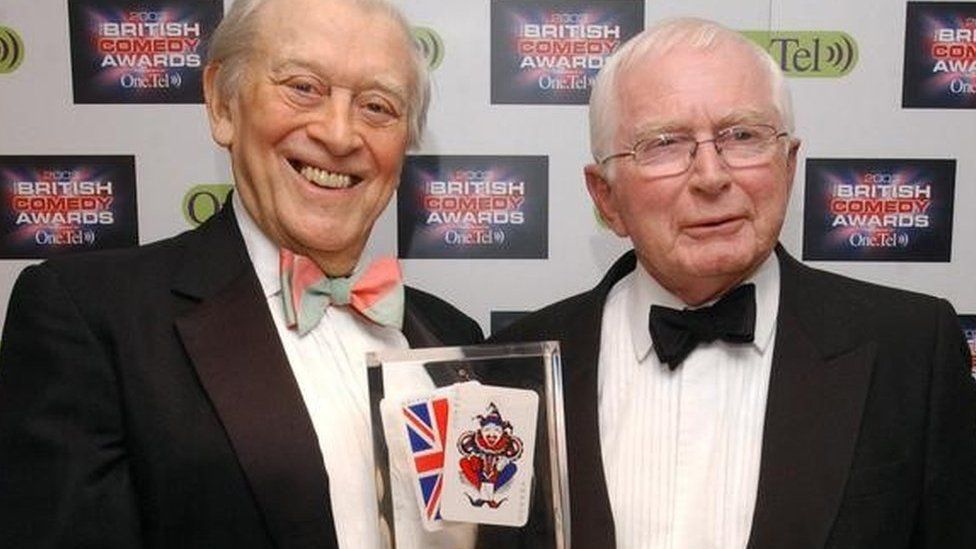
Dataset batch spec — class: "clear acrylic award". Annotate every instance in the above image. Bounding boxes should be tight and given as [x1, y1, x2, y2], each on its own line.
[365, 341, 569, 549]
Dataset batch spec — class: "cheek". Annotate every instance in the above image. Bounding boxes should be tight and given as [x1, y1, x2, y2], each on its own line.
[362, 173, 400, 219]
[234, 124, 286, 184]
[755, 171, 791, 209]
[748, 182, 790, 239]
[367, 143, 405, 196]
[621, 187, 677, 237]
[240, 98, 306, 158]
[374, 140, 407, 178]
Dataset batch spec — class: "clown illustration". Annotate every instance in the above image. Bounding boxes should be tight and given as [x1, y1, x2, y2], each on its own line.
[455, 402, 524, 508]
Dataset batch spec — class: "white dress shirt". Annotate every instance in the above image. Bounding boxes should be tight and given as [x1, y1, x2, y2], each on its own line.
[598, 254, 780, 549]
[232, 195, 473, 549]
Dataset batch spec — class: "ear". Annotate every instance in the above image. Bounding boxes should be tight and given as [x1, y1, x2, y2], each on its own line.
[203, 63, 235, 148]
[784, 137, 802, 193]
[584, 163, 628, 237]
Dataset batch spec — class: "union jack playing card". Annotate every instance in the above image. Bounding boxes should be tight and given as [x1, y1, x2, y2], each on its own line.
[396, 381, 482, 532]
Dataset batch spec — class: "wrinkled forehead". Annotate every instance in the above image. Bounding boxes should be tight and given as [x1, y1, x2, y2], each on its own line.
[262, 0, 402, 36]
[249, 0, 414, 82]
[615, 43, 778, 124]
[620, 36, 771, 89]
[249, 0, 410, 56]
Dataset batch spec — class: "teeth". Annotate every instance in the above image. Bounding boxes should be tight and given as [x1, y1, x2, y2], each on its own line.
[299, 165, 353, 189]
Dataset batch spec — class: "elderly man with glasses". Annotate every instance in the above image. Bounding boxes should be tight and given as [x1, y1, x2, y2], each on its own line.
[492, 17, 976, 549]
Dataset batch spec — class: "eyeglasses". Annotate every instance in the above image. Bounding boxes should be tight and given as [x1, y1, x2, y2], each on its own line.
[598, 124, 790, 177]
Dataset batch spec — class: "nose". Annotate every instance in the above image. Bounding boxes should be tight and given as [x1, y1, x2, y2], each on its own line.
[688, 139, 732, 194]
[306, 91, 362, 156]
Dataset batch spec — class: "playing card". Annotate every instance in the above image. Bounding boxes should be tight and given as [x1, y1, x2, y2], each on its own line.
[394, 381, 482, 532]
[395, 384, 455, 531]
[440, 383, 539, 527]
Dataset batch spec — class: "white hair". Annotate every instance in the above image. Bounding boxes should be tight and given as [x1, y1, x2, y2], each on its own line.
[588, 17, 794, 165]
[206, 0, 430, 147]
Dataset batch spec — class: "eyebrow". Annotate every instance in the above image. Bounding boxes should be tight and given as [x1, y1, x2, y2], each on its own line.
[271, 59, 410, 107]
[630, 121, 688, 143]
[629, 108, 778, 142]
[714, 109, 775, 127]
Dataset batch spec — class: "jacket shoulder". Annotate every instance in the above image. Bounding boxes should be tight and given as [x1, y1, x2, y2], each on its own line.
[404, 286, 484, 345]
[26, 228, 196, 295]
[490, 289, 598, 343]
[777, 251, 961, 360]
[490, 251, 635, 343]
[783, 253, 951, 315]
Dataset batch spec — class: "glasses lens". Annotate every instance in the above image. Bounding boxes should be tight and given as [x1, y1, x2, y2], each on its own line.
[718, 125, 780, 166]
[621, 125, 785, 175]
[633, 135, 696, 175]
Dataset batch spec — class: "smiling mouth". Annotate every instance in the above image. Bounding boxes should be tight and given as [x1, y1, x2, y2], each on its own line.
[290, 160, 362, 190]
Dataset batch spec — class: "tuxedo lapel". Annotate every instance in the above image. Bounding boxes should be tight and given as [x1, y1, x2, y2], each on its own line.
[515, 248, 875, 548]
[173, 204, 338, 549]
[402, 301, 443, 348]
[560, 293, 616, 548]
[561, 252, 638, 548]
[747, 248, 876, 549]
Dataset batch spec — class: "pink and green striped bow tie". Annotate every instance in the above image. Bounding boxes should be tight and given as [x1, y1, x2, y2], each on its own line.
[279, 249, 405, 335]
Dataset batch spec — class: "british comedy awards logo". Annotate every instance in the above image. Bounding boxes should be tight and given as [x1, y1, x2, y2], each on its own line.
[490, 0, 643, 104]
[903, 2, 976, 108]
[803, 159, 955, 262]
[398, 156, 548, 259]
[741, 30, 857, 77]
[0, 25, 25, 74]
[959, 315, 976, 378]
[67, 0, 223, 103]
[0, 156, 138, 259]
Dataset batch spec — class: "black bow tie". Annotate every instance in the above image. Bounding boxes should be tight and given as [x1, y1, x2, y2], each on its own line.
[648, 283, 756, 370]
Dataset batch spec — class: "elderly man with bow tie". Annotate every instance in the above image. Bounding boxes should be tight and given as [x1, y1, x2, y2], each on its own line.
[0, 1, 481, 547]
[492, 16, 976, 549]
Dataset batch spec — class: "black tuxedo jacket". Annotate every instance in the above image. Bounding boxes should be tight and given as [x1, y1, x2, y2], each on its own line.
[0, 202, 483, 548]
[492, 248, 976, 549]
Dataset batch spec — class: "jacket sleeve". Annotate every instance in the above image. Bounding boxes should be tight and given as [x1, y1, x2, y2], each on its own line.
[915, 298, 976, 547]
[0, 264, 141, 548]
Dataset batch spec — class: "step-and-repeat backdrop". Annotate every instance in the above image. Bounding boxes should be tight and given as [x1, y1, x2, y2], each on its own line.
[0, 0, 974, 373]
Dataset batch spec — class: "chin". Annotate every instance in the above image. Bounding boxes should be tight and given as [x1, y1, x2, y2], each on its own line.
[277, 218, 348, 252]
[682, 247, 758, 278]
[295, 234, 359, 257]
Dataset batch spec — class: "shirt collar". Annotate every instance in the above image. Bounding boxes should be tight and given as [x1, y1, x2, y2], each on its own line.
[232, 192, 282, 299]
[232, 192, 375, 300]
[626, 253, 781, 363]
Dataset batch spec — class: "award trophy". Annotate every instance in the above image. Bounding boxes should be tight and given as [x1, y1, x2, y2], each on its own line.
[365, 341, 569, 549]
